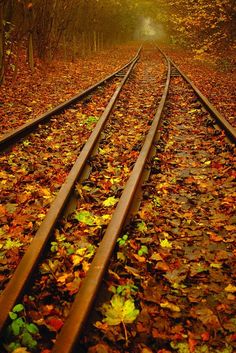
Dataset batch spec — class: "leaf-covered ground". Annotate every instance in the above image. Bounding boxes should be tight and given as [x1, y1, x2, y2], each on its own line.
[1, 48, 167, 352]
[0, 75, 124, 291]
[77, 74, 236, 352]
[0, 44, 137, 137]
[0, 43, 235, 353]
[162, 46, 236, 128]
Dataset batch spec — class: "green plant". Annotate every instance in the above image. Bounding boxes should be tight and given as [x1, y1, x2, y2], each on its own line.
[4, 239, 23, 250]
[4, 304, 39, 352]
[50, 231, 74, 255]
[117, 234, 128, 246]
[152, 195, 161, 207]
[116, 284, 138, 296]
[136, 221, 147, 233]
[138, 245, 148, 256]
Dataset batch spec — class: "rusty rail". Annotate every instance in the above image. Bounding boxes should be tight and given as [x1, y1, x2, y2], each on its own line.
[0, 49, 140, 151]
[157, 47, 236, 143]
[52, 57, 171, 353]
[0, 48, 141, 333]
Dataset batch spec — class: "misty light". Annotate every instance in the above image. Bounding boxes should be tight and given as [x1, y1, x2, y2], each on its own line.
[143, 18, 157, 37]
[136, 17, 167, 41]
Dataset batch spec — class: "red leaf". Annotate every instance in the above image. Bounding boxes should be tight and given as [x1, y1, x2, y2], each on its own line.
[46, 317, 64, 331]
[201, 331, 210, 341]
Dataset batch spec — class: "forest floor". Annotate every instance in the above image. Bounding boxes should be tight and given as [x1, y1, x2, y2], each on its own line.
[0, 43, 235, 353]
[0, 42, 235, 137]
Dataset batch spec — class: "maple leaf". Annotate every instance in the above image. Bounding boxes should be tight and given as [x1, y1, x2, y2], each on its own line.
[102, 294, 139, 326]
[160, 238, 172, 248]
[74, 210, 96, 225]
[102, 196, 118, 207]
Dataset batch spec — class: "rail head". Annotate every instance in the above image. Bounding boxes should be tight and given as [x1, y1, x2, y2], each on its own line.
[157, 47, 236, 143]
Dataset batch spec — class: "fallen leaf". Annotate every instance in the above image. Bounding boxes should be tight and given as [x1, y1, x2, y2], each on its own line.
[225, 284, 236, 293]
[46, 317, 64, 331]
[102, 294, 139, 325]
[160, 301, 180, 312]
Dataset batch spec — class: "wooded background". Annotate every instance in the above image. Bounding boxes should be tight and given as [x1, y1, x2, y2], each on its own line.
[0, 0, 235, 83]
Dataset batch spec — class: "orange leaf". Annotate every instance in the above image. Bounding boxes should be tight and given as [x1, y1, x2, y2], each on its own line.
[208, 232, 223, 242]
[201, 331, 210, 341]
[133, 254, 146, 262]
[188, 338, 197, 352]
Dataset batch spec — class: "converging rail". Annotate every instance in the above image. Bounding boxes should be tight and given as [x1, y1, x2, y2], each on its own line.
[0, 45, 235, 353]
[0, 48, 141, 332]
[0, 49, 140, 152]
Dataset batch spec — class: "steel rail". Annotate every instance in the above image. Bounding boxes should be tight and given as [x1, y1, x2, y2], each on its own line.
[52, 58, 171, 353]
[0, 50, 140, 152]
[157, 47, 236, 143]
[0, 48, 141, 333]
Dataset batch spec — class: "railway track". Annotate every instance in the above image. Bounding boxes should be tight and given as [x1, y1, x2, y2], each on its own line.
[0, 46, 235, 353]
[0, 48, 141, 289]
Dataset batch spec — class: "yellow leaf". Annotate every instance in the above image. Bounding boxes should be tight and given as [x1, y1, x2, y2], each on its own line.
[57, 273, 72, 284]
[160, 301, 180, 312]
[224, 225, 236, 231]
[72, 254, 83, 266]
[225, 284, 236, 293]
[210, 263, 222, 269]
[160, 239, 172, 248]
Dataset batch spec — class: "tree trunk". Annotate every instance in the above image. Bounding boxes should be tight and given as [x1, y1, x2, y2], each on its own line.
[82, 31, 85, 56]
[28, 32, 34, 71]
[0, 4, 5, 84]
[93, 30, 97, 52]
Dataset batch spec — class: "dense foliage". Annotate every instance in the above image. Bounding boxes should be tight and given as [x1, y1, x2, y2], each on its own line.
[0, 0, 235, 83]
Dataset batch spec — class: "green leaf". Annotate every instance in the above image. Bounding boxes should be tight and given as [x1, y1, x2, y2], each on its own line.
[12, 304, 24, 313]
[4, 341, 21, 352]
[26, 323, 39, 334]
[138, 245, 148, 256]
[102, 294, 139, 326]
[21, 332, 37, 349]
[117, 234, 128, 246]
[9, 312, 18, 320]
[74, 210, 95, 226]
[102, 196, 118, 207]
[11, 318, 24, 336]
[136, 221, 147, 233]
[4, 239, 23, 250]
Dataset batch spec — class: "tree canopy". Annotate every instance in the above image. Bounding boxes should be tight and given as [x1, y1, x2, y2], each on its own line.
[0, 0, 235, 82]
